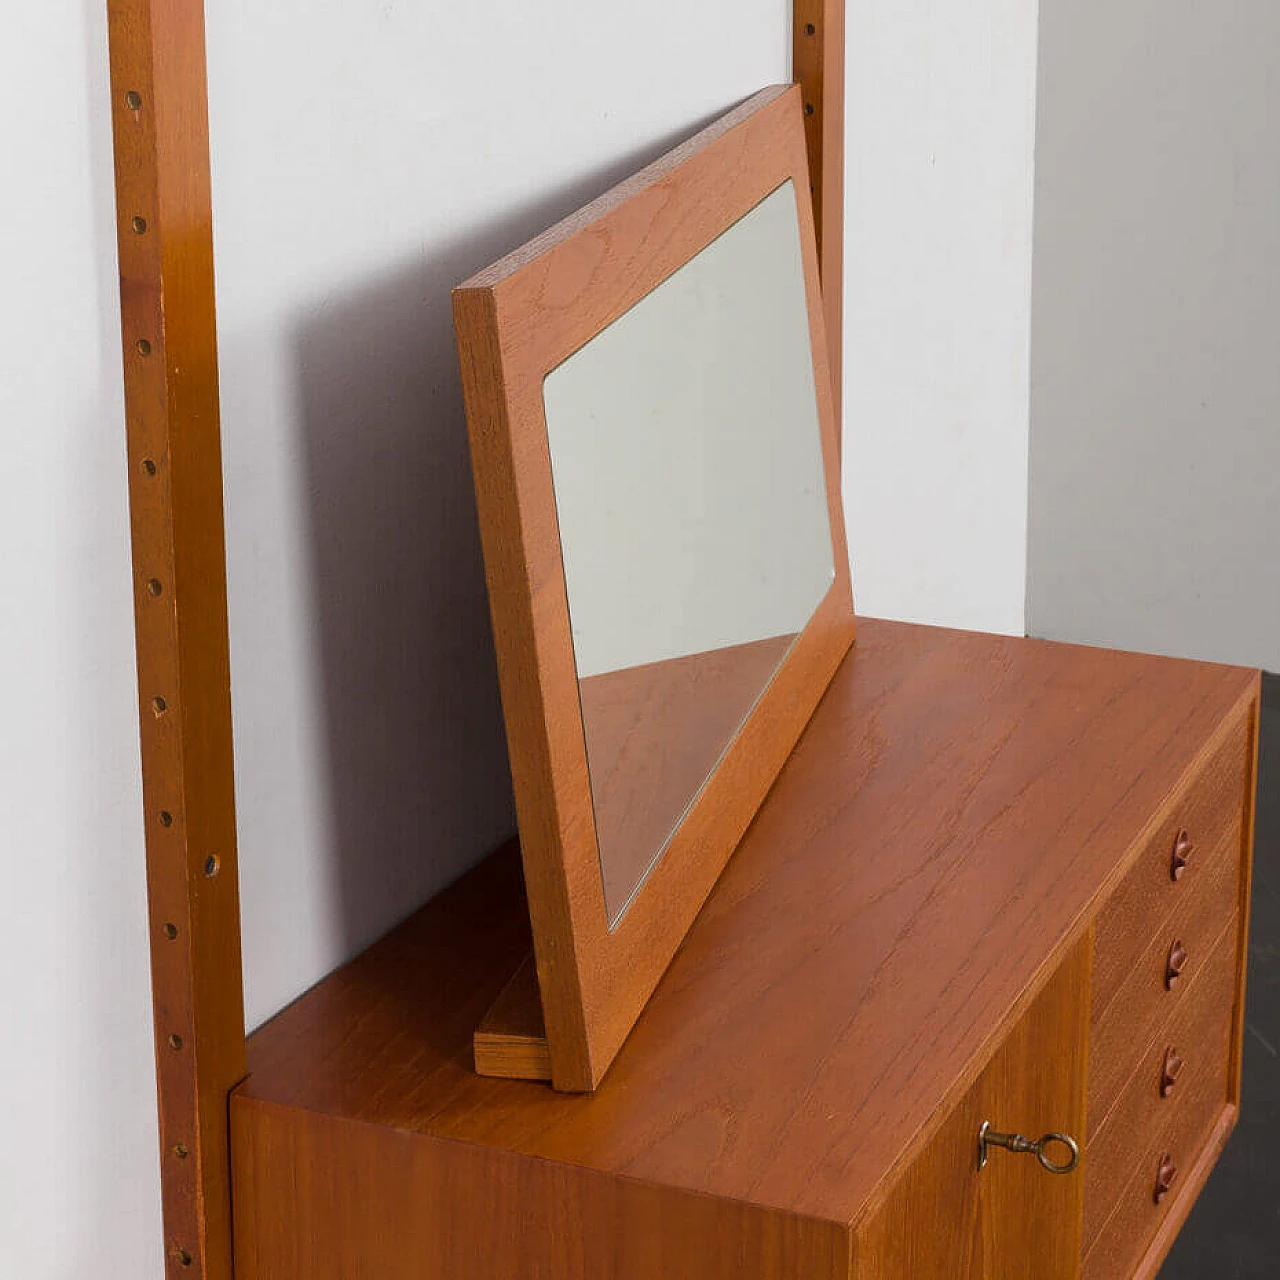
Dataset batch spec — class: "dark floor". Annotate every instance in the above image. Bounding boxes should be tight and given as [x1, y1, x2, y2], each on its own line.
[1160, 673, 1280, 1278]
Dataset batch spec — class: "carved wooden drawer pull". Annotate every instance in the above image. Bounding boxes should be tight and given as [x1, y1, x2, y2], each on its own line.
[1160, 1047, 1184, 1097]
[1171, 828, 1194, 881]
[1165, 939, 1188, 990]
[1154, 1152, 1178, 1204]
[977, 1122, 1080, 1174]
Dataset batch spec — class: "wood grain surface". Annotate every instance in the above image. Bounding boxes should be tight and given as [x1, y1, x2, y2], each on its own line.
[473, 953, 551, 1080]
[1088, 831, 1240, 1121]
[233, 620, 1259, 1256]
[454, 85, 855, 1089]
[1083, 926, 1239, 1278]
[578, 633, 795, 921]
[855, 933, 1090, 1280]
[1124, 1109, 1238, 1280]
[105, 3, 246, 1276]
[1089, 709, 1248, 1019]
[1228, 694, 1261, 1107]
[1084, 921, 1239, 1248]
[232, 1098, 850, 1280]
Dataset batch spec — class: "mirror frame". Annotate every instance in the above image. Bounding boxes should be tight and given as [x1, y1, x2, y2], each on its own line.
[454, 84, 855, 1091]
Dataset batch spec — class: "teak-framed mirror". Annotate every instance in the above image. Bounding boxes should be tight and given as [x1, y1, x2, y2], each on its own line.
[455, 85, 855, 1092]
[103, 0, 845, 1271]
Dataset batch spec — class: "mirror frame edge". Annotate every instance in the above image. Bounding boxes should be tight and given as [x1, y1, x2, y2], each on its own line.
[455, 85, 853, 1091]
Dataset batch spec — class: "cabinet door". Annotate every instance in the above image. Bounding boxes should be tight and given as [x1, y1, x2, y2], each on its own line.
[854, 934, 1090, 1280]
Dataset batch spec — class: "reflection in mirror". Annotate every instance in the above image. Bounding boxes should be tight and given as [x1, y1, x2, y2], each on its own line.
[542, 180, 836, 925]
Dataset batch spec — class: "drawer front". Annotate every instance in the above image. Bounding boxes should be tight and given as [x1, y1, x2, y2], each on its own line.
[1088, 828, 1240, 1125]
[1081, 953, 1235, 1280]
[1091, 710, 1248, 1021]
[1082, 918, 1238, 1248]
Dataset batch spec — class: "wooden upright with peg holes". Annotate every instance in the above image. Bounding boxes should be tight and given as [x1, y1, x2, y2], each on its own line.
[793, 0, 845, 432]
[104, 1, 246, 1276]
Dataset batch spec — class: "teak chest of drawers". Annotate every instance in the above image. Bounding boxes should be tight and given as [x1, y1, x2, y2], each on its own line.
[230, 620, 1259, 1280]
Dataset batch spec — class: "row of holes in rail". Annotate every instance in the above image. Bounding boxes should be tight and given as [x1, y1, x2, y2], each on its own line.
[803, 18, 819, 115]
[801, 20, 819, 193]
[123, 83, 213, 1275]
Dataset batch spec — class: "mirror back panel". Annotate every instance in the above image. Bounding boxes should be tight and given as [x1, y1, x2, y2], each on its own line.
[454, 84, 855, 1090]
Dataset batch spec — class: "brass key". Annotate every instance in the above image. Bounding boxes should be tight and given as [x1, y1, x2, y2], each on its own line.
[978, 1121, 1080, 1174]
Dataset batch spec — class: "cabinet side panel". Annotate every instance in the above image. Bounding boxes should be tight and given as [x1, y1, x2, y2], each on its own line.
[231, 1096, 849, 1280]
[852, 1078, 985, 1278]
[1230, 685, 1262, 1104]
[854, 933, 1090, 1280]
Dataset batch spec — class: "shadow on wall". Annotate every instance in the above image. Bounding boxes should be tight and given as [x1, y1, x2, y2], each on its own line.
[290, 123, 719, 957]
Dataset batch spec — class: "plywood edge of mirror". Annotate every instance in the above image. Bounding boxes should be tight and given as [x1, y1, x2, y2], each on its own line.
[453, 284, 597, 1092]
[474, 953, 552, 1081]
[454, 83, 853, 1092]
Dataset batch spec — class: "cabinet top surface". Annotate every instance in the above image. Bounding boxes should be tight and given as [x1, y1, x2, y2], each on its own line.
[238, 619, 1257, 1225]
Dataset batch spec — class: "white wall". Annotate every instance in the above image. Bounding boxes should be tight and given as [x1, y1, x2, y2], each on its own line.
[1028, 0, 1280, 671]
[842, 1, 1040, 636]
[206, 1, 790, 1031]
[2, 4, 789, 1277]
[0, 5, 163, 1279]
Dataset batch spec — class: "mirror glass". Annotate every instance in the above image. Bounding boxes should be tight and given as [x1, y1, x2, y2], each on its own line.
[542, 181, 836, 925]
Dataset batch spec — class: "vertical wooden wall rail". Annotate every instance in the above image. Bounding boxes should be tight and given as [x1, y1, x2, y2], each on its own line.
[104, 3, 246, 1277]
[794, 0, 845, 434]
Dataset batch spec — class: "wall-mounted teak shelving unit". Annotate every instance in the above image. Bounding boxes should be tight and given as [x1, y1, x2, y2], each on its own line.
[103, 4, 846, 1275]
[107, 9, 1260, 1280]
